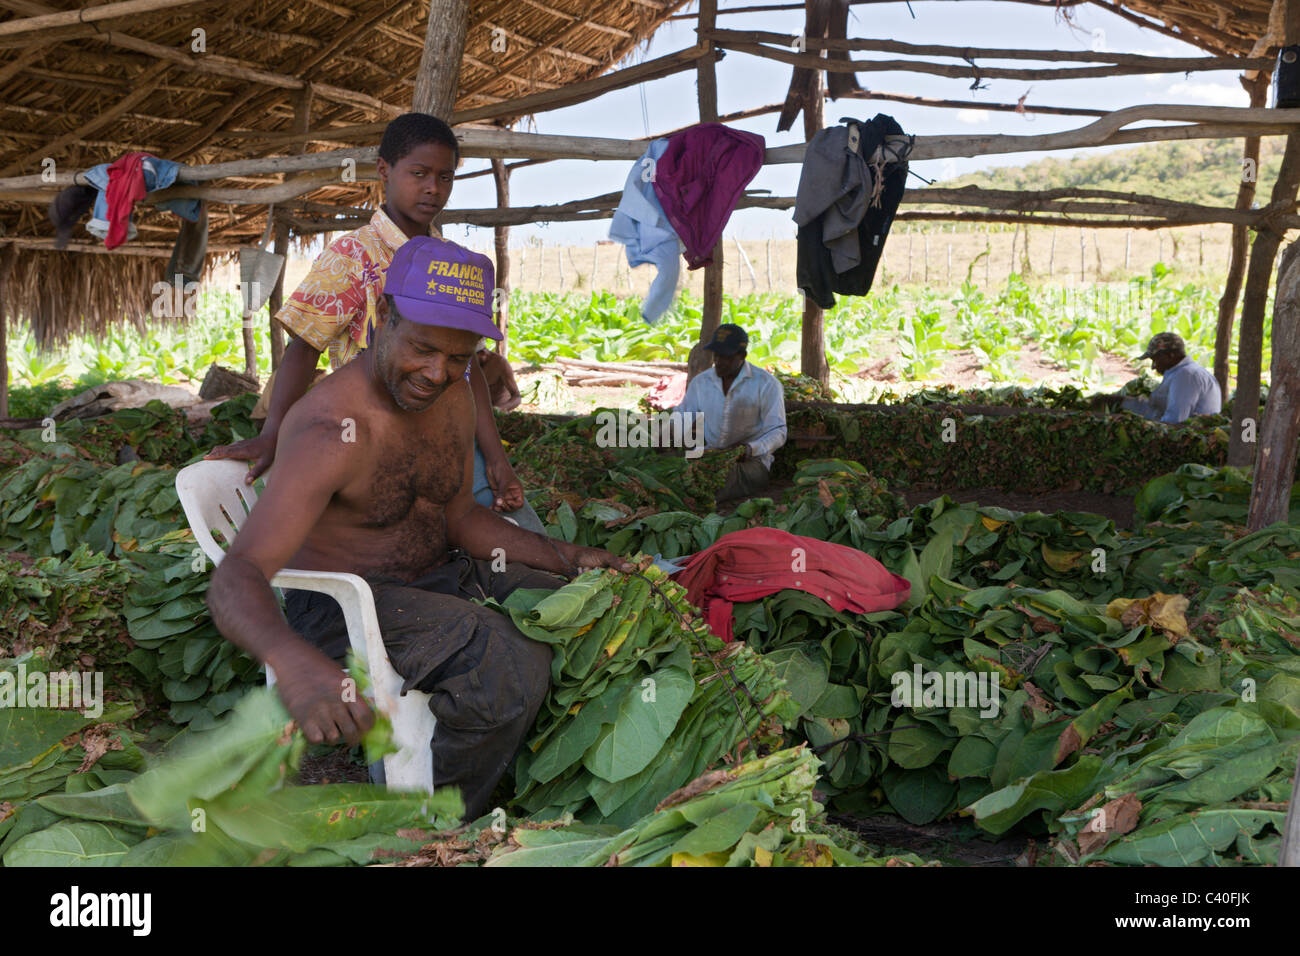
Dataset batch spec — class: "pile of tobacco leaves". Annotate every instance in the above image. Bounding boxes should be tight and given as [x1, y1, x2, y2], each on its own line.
[509, 409, 745, 518]
[4, 393, 1299, 867]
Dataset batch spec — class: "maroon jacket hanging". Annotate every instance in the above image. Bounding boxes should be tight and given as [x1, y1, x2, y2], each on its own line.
[651, 123, 765, 269]
[670, 527, 912, 643]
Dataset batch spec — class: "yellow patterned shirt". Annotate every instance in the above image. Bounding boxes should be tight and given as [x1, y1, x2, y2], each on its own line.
[275, 207, 431, 370]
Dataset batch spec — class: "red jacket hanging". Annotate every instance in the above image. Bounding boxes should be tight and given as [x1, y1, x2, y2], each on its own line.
[103, 152, 150, 250]
[670, 527, 911, 643]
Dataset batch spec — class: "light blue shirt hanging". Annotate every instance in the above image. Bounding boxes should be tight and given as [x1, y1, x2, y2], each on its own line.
[610, 138, 682, 325]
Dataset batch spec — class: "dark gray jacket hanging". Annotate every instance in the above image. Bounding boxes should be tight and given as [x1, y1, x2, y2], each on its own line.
[794, 114, 911, 309]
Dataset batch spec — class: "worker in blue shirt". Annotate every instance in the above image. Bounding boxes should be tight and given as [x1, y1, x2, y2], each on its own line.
[1117, 332, 1221, 424]
[675, 323, 787, 501]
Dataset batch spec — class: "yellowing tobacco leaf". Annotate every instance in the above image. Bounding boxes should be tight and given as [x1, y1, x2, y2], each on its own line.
[1106, 593, 1189, 640]
[1041, 542, 1084, 573]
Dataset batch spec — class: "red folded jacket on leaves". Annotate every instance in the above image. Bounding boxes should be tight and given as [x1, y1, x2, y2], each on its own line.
[670, 527, 912, 643]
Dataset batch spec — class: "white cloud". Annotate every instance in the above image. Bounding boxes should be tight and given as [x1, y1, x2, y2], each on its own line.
[1166, 81, 1250, 106]
[957, 109, 990, 124]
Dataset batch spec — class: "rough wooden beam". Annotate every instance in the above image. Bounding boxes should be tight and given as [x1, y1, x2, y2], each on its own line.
[704, 28, 1273, 69]
[723, 40, 1274, 81]
[840, 89, 1107, 118]
[492, 156, 510, 357]
[0, 0, 217, 37]
[690, 0, 723, 385]
[454, 45, 713, 124]
[1215, 75, 1269, 402]
[412, 0, 470, 116]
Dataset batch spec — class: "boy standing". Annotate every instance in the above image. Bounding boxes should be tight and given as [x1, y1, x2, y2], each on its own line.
[208, 113, 544, 533]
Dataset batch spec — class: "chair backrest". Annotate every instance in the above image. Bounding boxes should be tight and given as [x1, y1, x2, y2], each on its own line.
[174, 459, 262, 567]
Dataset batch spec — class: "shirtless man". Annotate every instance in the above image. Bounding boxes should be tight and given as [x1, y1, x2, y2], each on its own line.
[477, 347, 521, 411]
[206, 236, 627, 818]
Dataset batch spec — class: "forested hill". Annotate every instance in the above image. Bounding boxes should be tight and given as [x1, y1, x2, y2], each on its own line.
[937, 137, 1285, 206]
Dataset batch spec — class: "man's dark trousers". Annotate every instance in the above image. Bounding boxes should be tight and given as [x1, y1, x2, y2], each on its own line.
[283, 550, 561, 819]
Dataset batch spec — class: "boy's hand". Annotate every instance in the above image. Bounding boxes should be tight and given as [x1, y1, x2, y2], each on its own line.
[485, 455, 526, 512]
[206, 429, 278, 483]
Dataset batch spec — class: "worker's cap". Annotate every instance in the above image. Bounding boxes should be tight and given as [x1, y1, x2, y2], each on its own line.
[1138, 332, 1185, 360]
[704, 323, 749, 355]
[384, 236, 502, 340]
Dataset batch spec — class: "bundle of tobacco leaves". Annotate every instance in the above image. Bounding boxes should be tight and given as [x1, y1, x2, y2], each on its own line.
[0, 456, 186, 560]
[1135, 462, 1300, 526]
[120, 531, 263, 730]
[511, 409, 744, 520]
[0, 546, 154, 707]
[487, 746, 874, 867]
[4, 683, 462, 868]
[777, 405, 1238, 493]
[0, 656, 143, 864]
[775, 370, 835, 403]
[491, 562, 800, 827]
[0, 400, 201, 472]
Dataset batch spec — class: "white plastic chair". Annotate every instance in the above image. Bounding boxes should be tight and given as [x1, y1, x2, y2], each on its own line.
[175, 458, 436, 792]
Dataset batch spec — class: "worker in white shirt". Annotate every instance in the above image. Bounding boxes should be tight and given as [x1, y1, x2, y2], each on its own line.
[1092, 332, 1221, 424]
[675, 323, 787, 501]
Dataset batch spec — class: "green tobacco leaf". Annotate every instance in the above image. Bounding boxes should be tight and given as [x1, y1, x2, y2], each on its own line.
[1100, 809, 1284, 866]
[526, 571, 614, 629]
[583, 666, 695, 783]
[4, 820, 141, 867]
[969, 756, 1103, 835]
[37, 783, 151, 827]
[881, 764, 957, 825]
[127, 688, 298, 829]
[763, 647, 830, 717]
[201, 784, 464, 853]
[887, 722, 952, 770]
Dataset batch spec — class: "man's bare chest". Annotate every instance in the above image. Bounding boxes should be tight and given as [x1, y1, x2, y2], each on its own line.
[359, 430, 466, 529]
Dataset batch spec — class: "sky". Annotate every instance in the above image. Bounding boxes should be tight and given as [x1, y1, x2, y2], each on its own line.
[435, 0, 1255, 249]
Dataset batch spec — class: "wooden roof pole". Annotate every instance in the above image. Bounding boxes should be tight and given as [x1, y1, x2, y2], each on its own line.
[1230, 0, 1300, 468]
[411, 0, 471, 117]
[688, 0, 722, 385]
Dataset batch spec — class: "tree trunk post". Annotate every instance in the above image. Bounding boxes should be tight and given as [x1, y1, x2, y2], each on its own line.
[411, 0, 470, 117]
[491, 156, 511, 359]
[268, 209, 289, 371]
[1231, 0, 1300, 470]
[689, 0, 724, 384]
[0, 247, 10, 419]
[1215, 75, 1269, 402]
[800, 64, 828, 383]
[1247, 240, 1300, 530]
[267, 86, 314, 371]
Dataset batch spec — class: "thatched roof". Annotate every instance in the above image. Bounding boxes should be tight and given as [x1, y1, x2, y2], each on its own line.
[0, 0, 1280, 341]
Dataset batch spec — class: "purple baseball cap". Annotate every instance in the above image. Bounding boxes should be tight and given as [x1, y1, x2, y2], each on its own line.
[384, 235, 502, 340]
